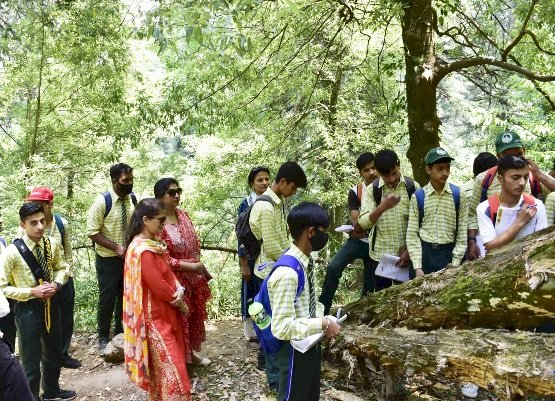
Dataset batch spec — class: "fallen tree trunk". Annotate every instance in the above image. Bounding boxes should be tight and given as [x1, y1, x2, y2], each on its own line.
[333, 326, 555, 400]
[343, 227, 555, 330]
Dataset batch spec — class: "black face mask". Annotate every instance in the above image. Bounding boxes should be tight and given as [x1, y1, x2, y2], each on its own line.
[117, 182, 133, 196]
[309, 229, 329, 252]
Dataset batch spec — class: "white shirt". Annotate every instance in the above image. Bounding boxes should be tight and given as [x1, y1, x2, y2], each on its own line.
[477, 195, 547, 246]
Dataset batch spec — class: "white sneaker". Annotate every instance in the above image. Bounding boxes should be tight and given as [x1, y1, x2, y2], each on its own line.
[461, 382, 478, 398]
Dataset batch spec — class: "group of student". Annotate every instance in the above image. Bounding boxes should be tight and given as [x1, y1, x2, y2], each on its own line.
[0, 164, 212, 401]
[238, 131, 555, 401]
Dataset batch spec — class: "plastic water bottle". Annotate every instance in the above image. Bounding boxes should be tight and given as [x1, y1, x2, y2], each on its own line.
[248, 302, 271, 330]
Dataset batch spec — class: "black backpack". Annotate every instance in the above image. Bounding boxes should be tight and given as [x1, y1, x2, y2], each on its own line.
[235, 195, 274, 260]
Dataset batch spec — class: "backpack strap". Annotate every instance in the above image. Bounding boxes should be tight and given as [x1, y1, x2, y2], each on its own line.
[271, 255, 305, 304]
[404, 176, 416, 198]
[449, 183, 461, 240]
[529, 176, 541, 198]
[356, 183, 363, 205]
[485, 194, 500, 225]
[53, 214, 65, 243]
[13, 238, 46, 285]
[0, 237, 6, 248]
[371, 179, 381, 251]
[522, 194, 536, 206]
[480, 166, 498, 203]
[102, 191, 112, 218]
[415, 188, 425, 228]
[130, 192, 138, 207]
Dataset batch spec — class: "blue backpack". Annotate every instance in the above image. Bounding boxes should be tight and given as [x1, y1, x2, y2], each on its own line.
[253, 254, 305, 354]
[414, 183, 461, 238]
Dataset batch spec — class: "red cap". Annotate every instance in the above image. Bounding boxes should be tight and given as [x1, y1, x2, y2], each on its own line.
[26, 186, 54, 202]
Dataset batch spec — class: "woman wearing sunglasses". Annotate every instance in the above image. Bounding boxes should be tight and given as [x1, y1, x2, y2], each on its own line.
[154, 178, 212, 366]
[123, 198, 190, 400]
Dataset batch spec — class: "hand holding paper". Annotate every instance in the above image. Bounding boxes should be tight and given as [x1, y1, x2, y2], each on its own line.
[290, 314, 347, 353]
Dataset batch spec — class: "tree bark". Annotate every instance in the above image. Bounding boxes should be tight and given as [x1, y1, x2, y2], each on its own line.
[334, 326, 555, 400]
[343, 227, 555, 331]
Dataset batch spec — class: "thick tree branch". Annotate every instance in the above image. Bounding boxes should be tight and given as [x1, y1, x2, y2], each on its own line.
[501, 0, 538, 61]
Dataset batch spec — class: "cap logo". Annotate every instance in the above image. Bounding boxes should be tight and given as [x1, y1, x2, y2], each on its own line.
[502, 133, 513, 143]
[436, 148, 447, 155]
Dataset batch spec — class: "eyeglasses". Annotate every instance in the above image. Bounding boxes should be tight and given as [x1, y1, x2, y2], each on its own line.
[152, 216, 166, 224]
[166, 188, 183, 197]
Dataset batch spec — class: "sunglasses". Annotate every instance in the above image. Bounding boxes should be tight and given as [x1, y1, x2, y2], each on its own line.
[166, 188, 183, 197]
[152, 216, 166, 224]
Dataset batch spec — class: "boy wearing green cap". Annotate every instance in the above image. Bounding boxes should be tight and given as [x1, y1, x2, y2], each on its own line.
[406, 147, 467, 276]
[466, 131, 552, 260]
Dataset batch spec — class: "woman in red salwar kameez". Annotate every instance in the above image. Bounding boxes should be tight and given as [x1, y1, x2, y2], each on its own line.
[155, 178, 212, 365]
[123, 198, 191, 401]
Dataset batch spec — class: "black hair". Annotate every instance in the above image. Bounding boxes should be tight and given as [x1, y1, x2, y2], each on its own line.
[125, 198, 166, 248]
[247, 166, 271, 186]
[374, 149, 400, 175]
[275, 161, 307, 189]
[356, 152, 375, 171]
[19, 202, 44, 221]
[497, 155, 527, 176]
[110, 163, 133, 181]
[473, 152, 498, 177]
[287, 202, 329, 240]
[154, 177, 179, 199]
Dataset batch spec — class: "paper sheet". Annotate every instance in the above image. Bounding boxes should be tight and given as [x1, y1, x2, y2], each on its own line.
[496, 206, 537, 240]
[375, 254, 409, 282]
[290, 314, 348, 353]
[335, 224, 354, 233]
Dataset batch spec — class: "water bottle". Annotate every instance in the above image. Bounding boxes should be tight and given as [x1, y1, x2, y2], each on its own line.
[248, 302, 271, 330]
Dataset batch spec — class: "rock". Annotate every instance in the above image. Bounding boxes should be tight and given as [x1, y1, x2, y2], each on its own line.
[102, 333, 124, 363]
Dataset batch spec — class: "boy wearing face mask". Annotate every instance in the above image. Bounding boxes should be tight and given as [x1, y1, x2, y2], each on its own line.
[268, 202, 341, 401]
[86, 163, 136, 354]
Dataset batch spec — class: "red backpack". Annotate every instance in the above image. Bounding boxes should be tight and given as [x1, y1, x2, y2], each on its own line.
[485, 193, 536, 225]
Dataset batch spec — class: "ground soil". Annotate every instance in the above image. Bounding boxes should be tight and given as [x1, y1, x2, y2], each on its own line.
[60, 318, 517, 401]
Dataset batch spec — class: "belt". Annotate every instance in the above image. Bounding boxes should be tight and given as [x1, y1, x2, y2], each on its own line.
[422, 241, 454, 250]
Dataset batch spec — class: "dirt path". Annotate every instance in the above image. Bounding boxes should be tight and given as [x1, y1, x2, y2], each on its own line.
[61, 318, 369, 401]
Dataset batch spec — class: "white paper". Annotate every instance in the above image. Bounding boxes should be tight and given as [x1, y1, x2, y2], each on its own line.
[290, 314, 347, 353]
[375, 254, 409, 282]
[476, 235, 486, 259]
[495, 206, 537, 240]
[335, 224, 354, 233]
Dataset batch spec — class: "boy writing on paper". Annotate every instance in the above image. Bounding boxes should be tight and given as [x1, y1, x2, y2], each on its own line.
[477, 155, 548, 253]
[268, 202, 341, 401]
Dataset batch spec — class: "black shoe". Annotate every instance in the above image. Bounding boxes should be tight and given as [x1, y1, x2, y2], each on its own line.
[98, 337, 109, 354]
[61, 354, 82, 369]
[256, 350, 265, 371]
[42, 389, 77, 401]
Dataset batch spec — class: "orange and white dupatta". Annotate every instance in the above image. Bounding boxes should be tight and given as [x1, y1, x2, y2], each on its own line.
[123, 237, 167, 391]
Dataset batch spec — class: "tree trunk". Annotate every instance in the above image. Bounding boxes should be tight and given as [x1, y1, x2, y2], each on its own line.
[343, 227, 555, 331]
[334, 326, 555, 400]
[402, 0, 440, 185]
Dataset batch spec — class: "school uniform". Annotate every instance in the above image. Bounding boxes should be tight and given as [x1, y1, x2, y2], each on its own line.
[406, 182, 468, 274]
[268, 244, 324, 401]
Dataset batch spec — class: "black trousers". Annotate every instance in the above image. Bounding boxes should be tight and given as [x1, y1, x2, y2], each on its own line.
[277, 342, 321, 401]
[421, 241, 455, 274]
[0, 299, 16, 347]
[15, 297, 62, 399]
[0, 338, 35, 401]
[58, 277, 75, 356]
[95, 254, 124, 339]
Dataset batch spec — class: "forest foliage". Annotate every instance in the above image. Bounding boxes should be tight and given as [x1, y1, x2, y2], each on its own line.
[0, 0, 554, 328]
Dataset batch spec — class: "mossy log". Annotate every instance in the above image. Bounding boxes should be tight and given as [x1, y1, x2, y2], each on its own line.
[343, 227, 555, 330]
[335, 326, 555, 400]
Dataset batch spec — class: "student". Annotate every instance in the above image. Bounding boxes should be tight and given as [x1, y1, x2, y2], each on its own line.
[462, 152, 498, 202]
[268, 202, 341, 401]
[319, 152, 378, 315]
[0, 289, 35, 401]
[467, 132, 551, 260]
[25, 186, 81, 369]
[406, 147, 467, 276]
[0, 203, 76, 401]
[357, 149, 419, 290]
[87, 163, 136, 353]
[477, 155, 547, 252]
[0, 214, 16, 349]
[249, 161, 307, 392]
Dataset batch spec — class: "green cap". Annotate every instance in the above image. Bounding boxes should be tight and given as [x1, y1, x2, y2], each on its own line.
[495, 131, 523, 154]
[425, 147, 454, 165]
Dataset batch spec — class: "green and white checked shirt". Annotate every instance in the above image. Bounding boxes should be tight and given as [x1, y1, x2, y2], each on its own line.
[249, 187, 290, 279]
[467, 171, 550, 231]
[406, 182, 468, 270]
[86, 189, 134, 257]
[267, 243, 324, 341]
[0, 234, 68, 302]
[546, 192, 555, 226]
[359, 175, 420, 261]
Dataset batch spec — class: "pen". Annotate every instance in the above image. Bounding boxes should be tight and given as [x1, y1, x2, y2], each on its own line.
[336, 307, 342, 320]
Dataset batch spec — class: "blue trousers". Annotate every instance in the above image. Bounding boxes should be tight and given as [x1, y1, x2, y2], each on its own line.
[319, 238, 374, 315]
[0, 338, 35, 401]
[421, 241, 455, 274]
